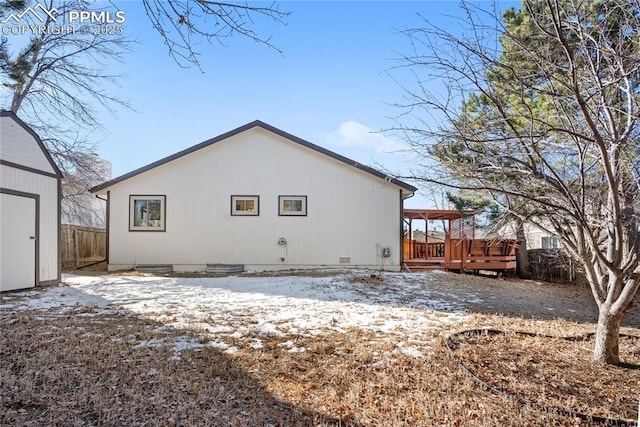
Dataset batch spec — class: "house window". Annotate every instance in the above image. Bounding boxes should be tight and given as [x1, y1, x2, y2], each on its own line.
[129, 195, 165, 231]
[231, 195, 259, 216]
[279, 195, 307, 216]
[541, 236, 559, 249]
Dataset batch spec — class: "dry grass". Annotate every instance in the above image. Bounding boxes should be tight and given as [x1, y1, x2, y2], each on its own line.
[447, 328, 640, 422]
[2, 300, 638, 426]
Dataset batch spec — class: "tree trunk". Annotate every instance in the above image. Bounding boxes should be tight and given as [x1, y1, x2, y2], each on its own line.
[515, 221, 530, 279]
[593, 308, 621, 364]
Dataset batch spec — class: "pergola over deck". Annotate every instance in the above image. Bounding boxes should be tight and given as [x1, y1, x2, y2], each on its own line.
[403, 208, 519, 273]
[404, 209, 476, 260]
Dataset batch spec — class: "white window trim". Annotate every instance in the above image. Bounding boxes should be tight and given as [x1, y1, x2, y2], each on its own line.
[279, 195, 307, 216]
[129, 195, 166, 231]
[231, 195, 259, 216]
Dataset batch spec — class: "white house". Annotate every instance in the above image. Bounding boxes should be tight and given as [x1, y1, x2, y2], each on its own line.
[1, 111, 62, 291]
[91, 121, 416, 272]
[497, 219, 560, 250]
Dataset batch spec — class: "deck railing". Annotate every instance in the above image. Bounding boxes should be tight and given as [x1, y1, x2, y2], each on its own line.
[427, 242, 445, 258]
[404, 237, 520, 272]
[404, 240, 445, 259]
[445, 237, 519, 271]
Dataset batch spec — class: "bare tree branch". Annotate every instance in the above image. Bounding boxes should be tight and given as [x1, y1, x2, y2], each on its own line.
[1, 0, 134, 226]
[140, 0, 289, 70]
[390, 0, 640, 364]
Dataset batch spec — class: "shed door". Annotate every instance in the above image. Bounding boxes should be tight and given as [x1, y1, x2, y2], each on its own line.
[1, 193, 36, 291]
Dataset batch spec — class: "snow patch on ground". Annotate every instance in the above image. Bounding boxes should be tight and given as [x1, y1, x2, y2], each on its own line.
[1, 271, 480, 359]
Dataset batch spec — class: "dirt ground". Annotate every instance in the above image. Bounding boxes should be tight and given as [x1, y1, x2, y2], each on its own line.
[405, 272, 640, 327]
[223, 268, 640, 327]
[2, 269, 639, 426]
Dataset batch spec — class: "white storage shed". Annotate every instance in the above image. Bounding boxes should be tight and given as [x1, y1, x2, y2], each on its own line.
[1, 111, 62, 291]
[91, 120, 416, 272]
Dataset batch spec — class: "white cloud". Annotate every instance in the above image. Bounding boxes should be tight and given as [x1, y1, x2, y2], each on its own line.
[325, 120, 406, 153]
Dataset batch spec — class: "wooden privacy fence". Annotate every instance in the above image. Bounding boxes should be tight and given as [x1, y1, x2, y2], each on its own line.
[61, 225, 106, 270]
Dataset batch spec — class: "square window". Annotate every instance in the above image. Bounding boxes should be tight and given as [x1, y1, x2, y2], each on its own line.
[129, 195, 165, 231]
[279, 195, 307, 216]
[541, 236, 559, 249]
[231, 195, 259, 216]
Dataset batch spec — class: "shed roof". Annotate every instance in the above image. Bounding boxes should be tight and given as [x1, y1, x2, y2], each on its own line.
[0, 110, 62, 178]
[90, 120, 417, 194]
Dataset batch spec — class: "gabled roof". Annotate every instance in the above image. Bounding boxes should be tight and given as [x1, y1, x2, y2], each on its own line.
[0, 110, 62, 178]
[91, 120, 417, 194]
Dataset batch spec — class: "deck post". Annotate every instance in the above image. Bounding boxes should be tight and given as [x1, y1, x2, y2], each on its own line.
[409, 218, 413, 259]
[444, 235, 451, 270]
[461, 237, 467, 272]
[424, 218, 429, 260]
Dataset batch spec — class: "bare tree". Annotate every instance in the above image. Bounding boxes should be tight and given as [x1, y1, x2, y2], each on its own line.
[2, 0, 289, 226]
[1, 0, 133, 225]
[392, 0, 639, 364]
[61, 154, 111, 228]
[2, 0, 132, 162]
[141, 0, 289, 69]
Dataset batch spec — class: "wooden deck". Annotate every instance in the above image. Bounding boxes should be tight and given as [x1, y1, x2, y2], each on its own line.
[403, 258, 446, 272]
[403, 237, 519, 273]
[403, 208, 520, 274]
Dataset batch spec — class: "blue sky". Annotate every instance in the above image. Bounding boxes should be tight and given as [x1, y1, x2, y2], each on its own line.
[98, 1, 471, 208]
[8, 1, 517, 208]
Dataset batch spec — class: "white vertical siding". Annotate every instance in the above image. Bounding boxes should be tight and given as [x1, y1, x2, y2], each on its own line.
[1, 164, 59, 282]
[497, 220, 559, 250]
[0, 116, 57, 175]
[104, 127, 404, 271]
